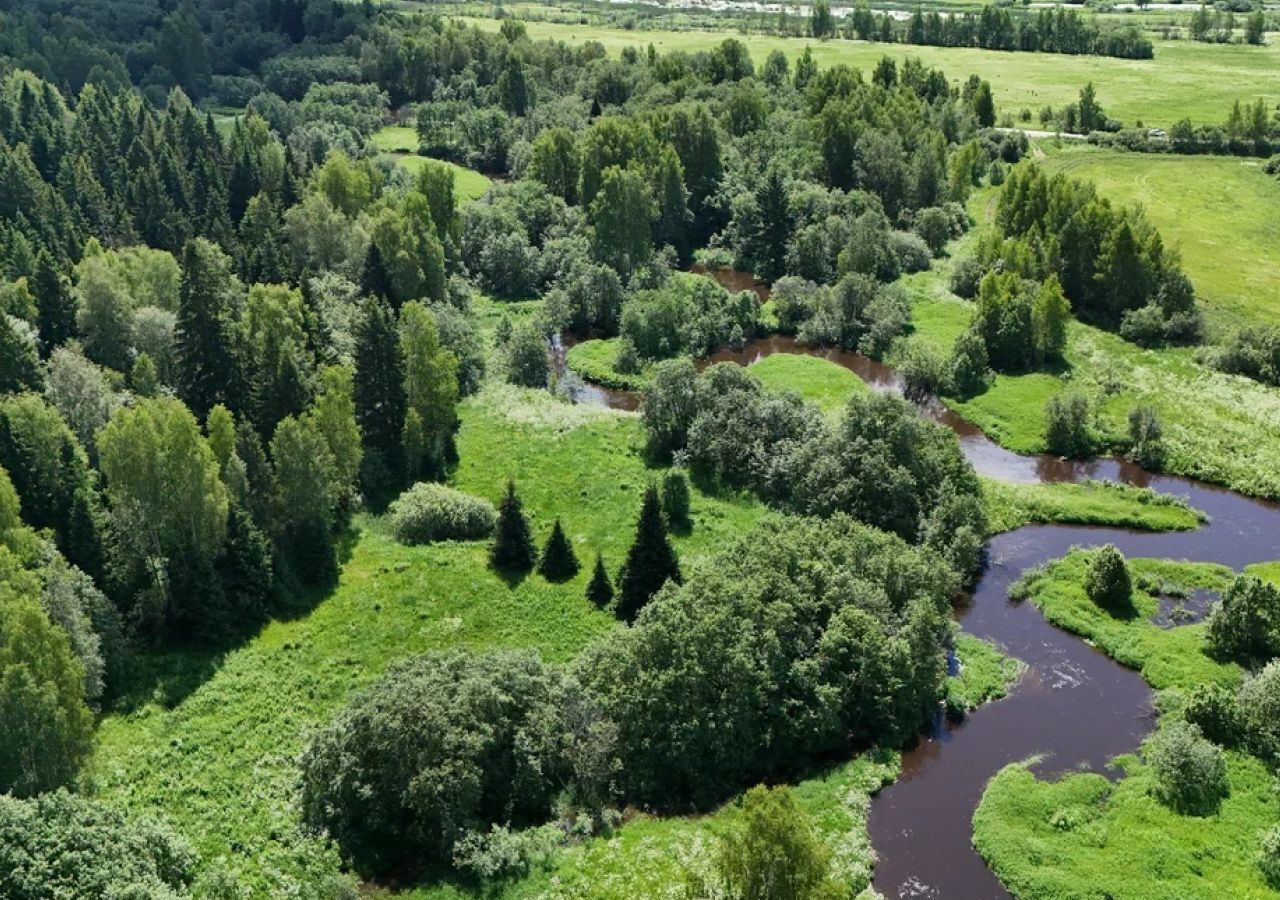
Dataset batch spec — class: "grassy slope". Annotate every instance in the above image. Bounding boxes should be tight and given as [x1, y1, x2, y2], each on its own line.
[1038, 143, 1280, 330]
[898, 189, 1280, 501]
[464, 17, 1280, 126]
[974, 552, 1280, 900]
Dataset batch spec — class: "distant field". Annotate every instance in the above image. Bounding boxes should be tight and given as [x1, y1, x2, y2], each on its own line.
[1038, 143, 1280, 331]
[464, 16, 1280, 126]
[371, 124, 493, 202]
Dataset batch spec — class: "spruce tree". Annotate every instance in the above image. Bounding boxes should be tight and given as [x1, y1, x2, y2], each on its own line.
[353, 298, 406, 505]
[538, 518, 579, 582]
[176, 238, 241, 418]
[490, 480, 535, 573]
[360, 242, 394, 304]
[616, 485, 681, 621]
[32, 251, 76, 356]
[586, 551, 613, 607]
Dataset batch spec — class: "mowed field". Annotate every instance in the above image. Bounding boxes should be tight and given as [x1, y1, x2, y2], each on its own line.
[1038, 143, 1280, 331]
[464, 17, 1280, 125]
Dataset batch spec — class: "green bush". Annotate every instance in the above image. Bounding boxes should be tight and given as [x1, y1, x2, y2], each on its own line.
[1259, 825, 1280, 889]
[300, 651, 568, 876]
[388, 483, 497, 545]
[1145, 720, 1229, 816]
[661, 470, 691, 530]
[1183, 683, 1240, 747]
[0, 790, 197, 898]
[1084, 545, 1132, 611]
[1045, 391, 1093, 458]
[1237, 660, 1280, 762]
[1206, 575, 1280, 665]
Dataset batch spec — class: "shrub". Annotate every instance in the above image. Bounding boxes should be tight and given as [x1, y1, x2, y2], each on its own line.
[300, 651, 567, 876]
[948, 327, 989, 398]
[1145, 720, 1229, 816]
[913, 207, 953, 257]
[949, 257, 984, 299]
[0, 790, 197, 898]
[1237, 661, 1280, 762]
[1084, 545, 1132, 611]
[684, 785, 838, 900]
[889, 230, 932, 274]
[661, 469, 691, 530]
[1207, 575, 1280, 665]
[897, 342, 950, 402]
[1044, 392, 1092, 458]
[1183, 683, 1240, 747]
[389, 483, 497, 545]
[1259, 825, 1280, 889]
[451, 824, 559, 883]
[1127, 405, 1165, 469]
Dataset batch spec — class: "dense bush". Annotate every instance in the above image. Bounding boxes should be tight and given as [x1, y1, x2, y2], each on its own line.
[1127, 405, 1165, 469]
[684, 786, 839, 900]
[1083, 545, 1131, 612]
[300, 651, 569, 876]
[1206, 575, 1280, 665]
[576, 515, 956, 806]
[0, 791, 197, 899]
[1183, 683, 1240, 747]
[1145, 721, 1229, 816]
[788, 274, 912, 358]
[1260, 825, 1280, 890]
[1045, 392, 1092, 458]
[1237, 661, 1280, 763]
[1206, 327, 1280, 388]
[389, 483, 497, 546]
[619, 276, 759, 363]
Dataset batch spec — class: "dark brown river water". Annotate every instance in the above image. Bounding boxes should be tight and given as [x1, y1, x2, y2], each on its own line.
[556, 271, 1280, 898]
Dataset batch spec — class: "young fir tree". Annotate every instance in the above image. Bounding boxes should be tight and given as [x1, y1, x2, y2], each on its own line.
[490, 480, 535, 573]
[32, 251, 76, 357]
[586, 551, 613, 607]
[616, 485, 681, 621]
[538, 518, 580, 582]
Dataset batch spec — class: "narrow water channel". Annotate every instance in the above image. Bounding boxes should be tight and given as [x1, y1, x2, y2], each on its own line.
[556, 271, 1280, 898]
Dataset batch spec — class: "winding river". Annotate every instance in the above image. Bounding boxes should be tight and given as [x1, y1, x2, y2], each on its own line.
[554, 275, 1280, 899]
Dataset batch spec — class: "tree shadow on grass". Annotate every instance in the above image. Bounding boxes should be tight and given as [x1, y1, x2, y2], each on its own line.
[105, 525, 362, 716]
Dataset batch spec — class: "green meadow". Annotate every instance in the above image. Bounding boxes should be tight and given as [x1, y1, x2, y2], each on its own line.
[371, 124, 493, 202]
[465, 17, 1280, 126]
[1039, 143, 1280, 331]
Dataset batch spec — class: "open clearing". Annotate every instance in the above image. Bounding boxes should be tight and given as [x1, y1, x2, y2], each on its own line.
[465, 17, 1280, 126]
[1039, 143, 1280, 331]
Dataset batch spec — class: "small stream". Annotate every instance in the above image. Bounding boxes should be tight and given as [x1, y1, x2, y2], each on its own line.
[555, 270, 1280, 899]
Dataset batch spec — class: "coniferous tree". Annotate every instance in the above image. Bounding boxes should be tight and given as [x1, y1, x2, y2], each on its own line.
[616, 485, 681, 621]
[176, 238, 242, 418]
[360, 243, 394, 304]
[490, 480, 535, 573]
[586, 551, 613, 607]
[538, 518, 579, 582]
[353, 298, 406, 505]
[32, 251, 76, 356]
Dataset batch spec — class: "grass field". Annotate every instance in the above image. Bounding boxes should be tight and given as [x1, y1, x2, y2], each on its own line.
[895, 186, 1280, 501]
[974, 552, 1280, 900]
[747, 352, 870, 413]
[371, 125, 493, 202]
[464, 17, 1280, 126]
[981, 479, 1203, 536]
[1038, 143, 1280, 331]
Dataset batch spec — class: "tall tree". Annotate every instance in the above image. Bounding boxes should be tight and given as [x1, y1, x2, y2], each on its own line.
[616, 485, 681, 621]
[589, 166, 657, 278]
[176, 238, 242, 419]
[32, 251, 76, 356]
[399, 302, 458, 481]
[354, 298, 406, 505]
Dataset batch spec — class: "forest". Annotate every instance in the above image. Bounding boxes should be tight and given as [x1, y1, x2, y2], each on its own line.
[1, 0, 1279, 898]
